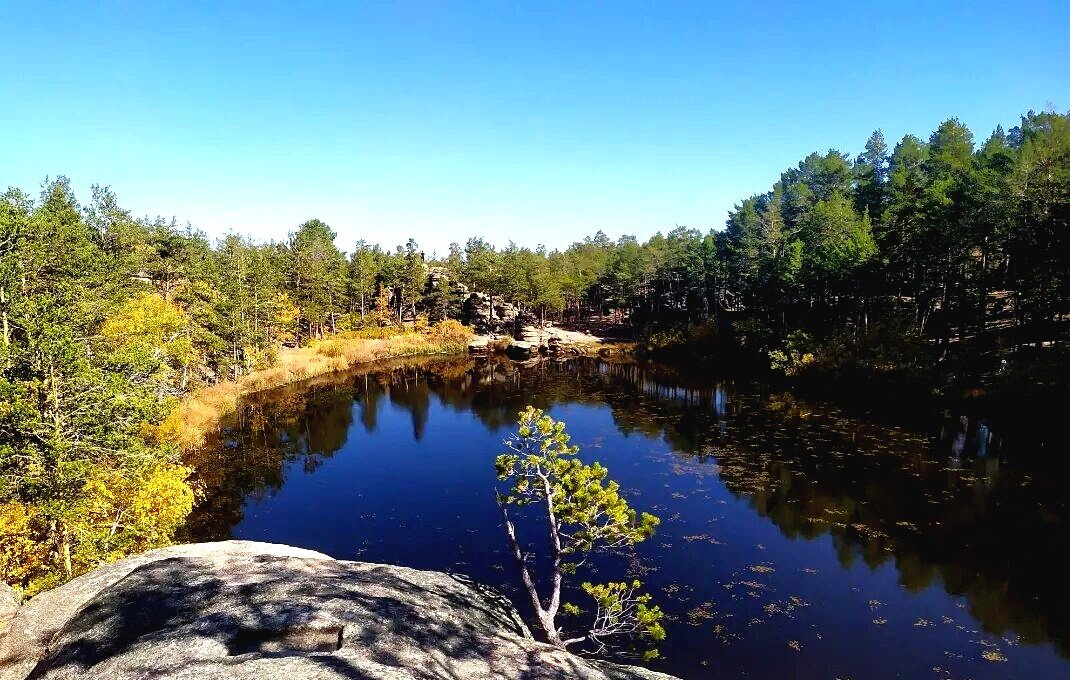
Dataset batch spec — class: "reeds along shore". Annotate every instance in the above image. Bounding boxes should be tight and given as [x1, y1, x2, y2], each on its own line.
[161, 324, 472, 450]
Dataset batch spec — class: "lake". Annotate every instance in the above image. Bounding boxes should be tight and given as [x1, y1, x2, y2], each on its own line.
[186, 355, 1069, 679]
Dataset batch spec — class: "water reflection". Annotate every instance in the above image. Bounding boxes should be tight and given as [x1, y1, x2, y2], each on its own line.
[186, 356, 1069, 678]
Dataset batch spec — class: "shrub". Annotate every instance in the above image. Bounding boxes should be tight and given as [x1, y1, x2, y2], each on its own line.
[767, 330, 815, 376]
[315, 338, 346, 357]
[488, 335, 514, 353]
[72, 462, 196, 572]
[774, 321, 930, 382]
[0, 502, 48, 589]
[425, 319, 473, 345]
[352, 326, 404, 340]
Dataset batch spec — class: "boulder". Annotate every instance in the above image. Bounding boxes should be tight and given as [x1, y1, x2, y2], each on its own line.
[517, 325, 542, 344]
[0, 583, 18, 634]
[0, 541, 676, 680]
[467, 337, 489, 355]
[493, 302, 518, 325]
[504, 340, 535, 360]
[461, 293, 494, 332]
[461, 294, 527, 335]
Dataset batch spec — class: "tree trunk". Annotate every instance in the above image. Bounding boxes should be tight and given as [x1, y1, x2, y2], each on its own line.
[496, 495, 564, 647]
[539, 475, 563, 622]
[52, 520, 72, 579]
[0, 286, 9, 347]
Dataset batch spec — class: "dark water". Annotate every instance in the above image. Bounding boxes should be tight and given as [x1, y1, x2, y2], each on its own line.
[188, 356, 1069, 679]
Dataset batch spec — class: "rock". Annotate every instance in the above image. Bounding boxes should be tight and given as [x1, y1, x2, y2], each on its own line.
[461, 294, 526, 335]
[517, 325, 542, 344]
[505, 340, 535, 360]
[0, 541, 677, 680]
[494, 302, 518, 325]
[461, 293, 493, 332]
[1, 583, 18, 634]
[467, 337, 489, 355]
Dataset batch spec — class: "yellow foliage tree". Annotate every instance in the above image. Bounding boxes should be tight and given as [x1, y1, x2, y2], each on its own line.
[0, 502, 49, 589]
[100, 291, 196, 391]
[272, 292, 301, 345]
[70, 462, 196, 574]
[370, 285, 398, 328]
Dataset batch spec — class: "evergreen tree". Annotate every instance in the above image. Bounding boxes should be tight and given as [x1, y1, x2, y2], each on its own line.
[288, 219, 346, 339]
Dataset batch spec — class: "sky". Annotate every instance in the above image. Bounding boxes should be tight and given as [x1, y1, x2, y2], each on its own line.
[1, 2, 1068, 256]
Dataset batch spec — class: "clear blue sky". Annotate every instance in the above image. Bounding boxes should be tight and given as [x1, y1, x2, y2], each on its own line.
[2, 2, 1067, 255]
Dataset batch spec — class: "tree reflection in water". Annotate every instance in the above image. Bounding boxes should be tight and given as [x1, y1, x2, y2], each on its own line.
[186, 356, 1069, 676]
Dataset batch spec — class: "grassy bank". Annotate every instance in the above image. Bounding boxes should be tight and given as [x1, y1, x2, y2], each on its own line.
[162, 323, 471, 450]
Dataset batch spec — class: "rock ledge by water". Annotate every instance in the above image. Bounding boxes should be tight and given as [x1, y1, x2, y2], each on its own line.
[0, 541, 677, 680]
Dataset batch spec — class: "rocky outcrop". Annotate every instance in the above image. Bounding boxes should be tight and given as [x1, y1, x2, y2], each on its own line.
[516, 325, 602, 357]
[466, 336, 490, 355]
[0, 584, 17, 635]
[426, 266, 466, 296]
[0, 541, 676, 680]
[462, 293, 524, 334]
[505, 340, 536, 360]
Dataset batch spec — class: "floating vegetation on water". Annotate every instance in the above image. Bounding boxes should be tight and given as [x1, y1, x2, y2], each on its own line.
[975, 639, 1009, 663]
[685, 601, 717, 625]
[625, 554, 660, 579]
[711, 623, 740, 644]
[194, 357, 1070, 677]
[737, 580, 767, 591]
[661, 583, 694, 602]
[982, 649, 1008, 662]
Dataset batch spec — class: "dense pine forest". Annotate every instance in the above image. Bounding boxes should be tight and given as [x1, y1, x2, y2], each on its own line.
[2, 109, 1068, 594]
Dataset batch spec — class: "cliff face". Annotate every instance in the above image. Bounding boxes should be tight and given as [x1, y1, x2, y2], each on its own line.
[0, 541, 677, 680]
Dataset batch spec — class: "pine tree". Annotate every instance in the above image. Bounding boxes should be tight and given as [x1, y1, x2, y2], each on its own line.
[495, 407, 664, 654]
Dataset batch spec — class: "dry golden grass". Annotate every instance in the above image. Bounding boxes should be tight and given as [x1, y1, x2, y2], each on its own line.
[165, 326, 471, 450]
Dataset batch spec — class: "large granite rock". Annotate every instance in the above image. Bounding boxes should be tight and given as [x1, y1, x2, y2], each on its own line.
[504, 340, 536, 360]
[0, 541, 676, 680]
[467, 336, 490, 355]
[0, 583, 18, 634]
[462, 293, 527, 334]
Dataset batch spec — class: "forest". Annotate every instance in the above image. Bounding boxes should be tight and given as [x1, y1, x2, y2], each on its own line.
[1, 109, 1067, 594]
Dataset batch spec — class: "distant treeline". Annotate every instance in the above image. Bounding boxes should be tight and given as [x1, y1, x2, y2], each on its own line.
[393, 110, 1069, 378]
[449, 110, 1070, 384]
[1, 108, 1067, 593]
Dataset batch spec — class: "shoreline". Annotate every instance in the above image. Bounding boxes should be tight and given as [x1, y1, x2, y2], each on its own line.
[163, 323, 634, 453]
[161, 332, 472, 451]
[469, 322, 635, 360]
